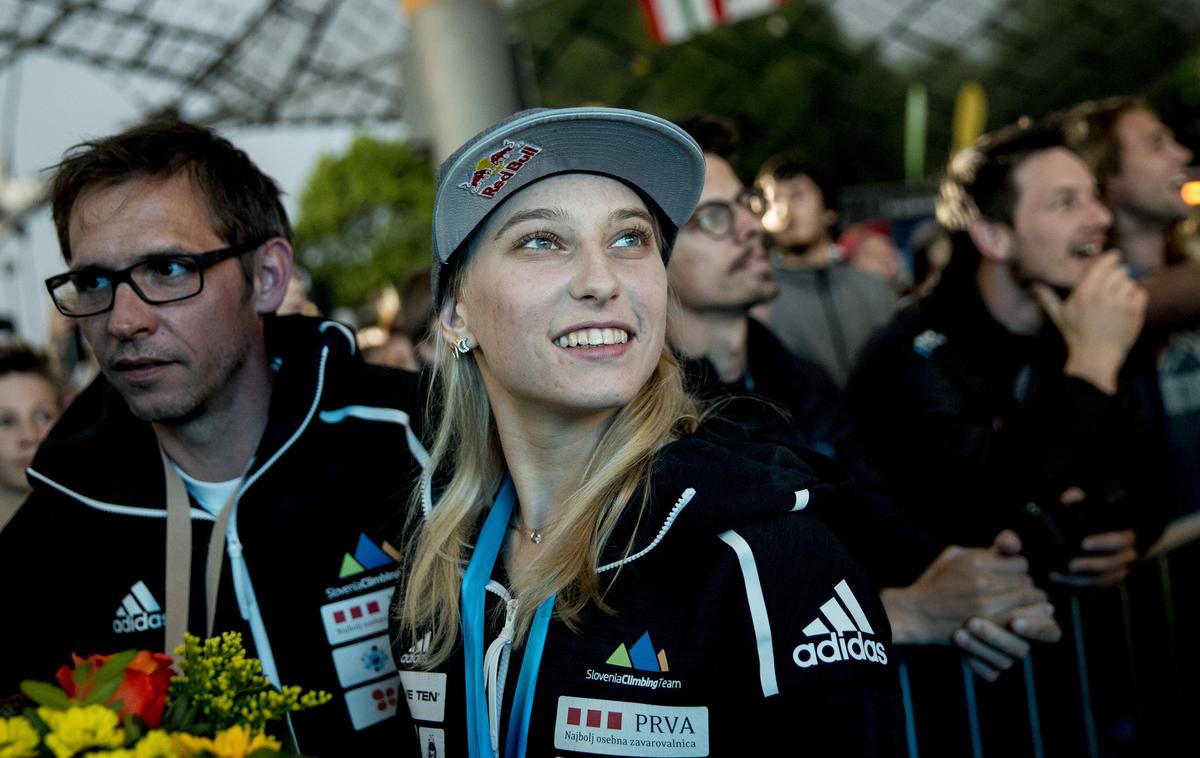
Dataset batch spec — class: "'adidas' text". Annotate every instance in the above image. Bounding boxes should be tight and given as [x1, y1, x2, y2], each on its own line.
[793, 579, 888, 669]
[793, 631, 887, 668]
[113, 580, 164, 635]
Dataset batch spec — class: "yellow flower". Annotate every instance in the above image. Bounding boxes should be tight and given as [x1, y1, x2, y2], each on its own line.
[134, 730, 182, 758]
[0, 715, 39, 758]
[173, 725, 280, 758]
[38, 705, 125, 758]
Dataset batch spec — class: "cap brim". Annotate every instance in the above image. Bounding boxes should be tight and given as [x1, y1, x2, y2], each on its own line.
[433, 107, 705, 276]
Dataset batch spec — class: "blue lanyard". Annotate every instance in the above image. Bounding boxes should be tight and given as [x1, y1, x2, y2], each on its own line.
[461, 478, 556, 758]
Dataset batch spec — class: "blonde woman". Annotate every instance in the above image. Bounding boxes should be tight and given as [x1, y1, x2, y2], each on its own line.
[391, 108, 902, 756]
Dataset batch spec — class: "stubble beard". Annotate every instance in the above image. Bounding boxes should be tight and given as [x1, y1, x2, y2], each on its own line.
[119, 340, 253, 425]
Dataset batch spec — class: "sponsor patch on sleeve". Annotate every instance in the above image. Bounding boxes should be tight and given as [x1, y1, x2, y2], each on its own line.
[344, 676, 401, 731]
[399, 670, 447, 723]
[331, 634, 397, 688]
[554, 696, 708, 756]
[319, 586, 394, 645]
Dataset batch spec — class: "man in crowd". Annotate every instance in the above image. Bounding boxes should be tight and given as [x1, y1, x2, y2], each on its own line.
[752, 153, 895, 385]
[0, 120, 425, 755]
[669, 114, 1058, 684]
[851, 117, 1165, 584]
[848, 118, 1172, 750]
[1067, 97, 1198, 328]
[1068, 97, 1200, 522]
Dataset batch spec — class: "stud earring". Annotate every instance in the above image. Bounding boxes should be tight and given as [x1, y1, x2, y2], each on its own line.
[455, 337, 472, 355]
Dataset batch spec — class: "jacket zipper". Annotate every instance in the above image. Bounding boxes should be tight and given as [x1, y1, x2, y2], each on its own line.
[597, 488, 696, 573]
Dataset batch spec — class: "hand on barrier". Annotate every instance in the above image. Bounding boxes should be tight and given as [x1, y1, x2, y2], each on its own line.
[955, 601, 1060, 681]
[1049, 528, 1138, 588]
[953, 530, 1061, 681]
[882, 529, 1054, 677]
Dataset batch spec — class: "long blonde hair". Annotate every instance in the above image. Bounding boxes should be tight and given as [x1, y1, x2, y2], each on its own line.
[398, 259, 700, 668]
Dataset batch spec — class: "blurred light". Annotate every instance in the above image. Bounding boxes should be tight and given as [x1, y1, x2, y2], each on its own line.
[758, 175, 788, 233]
[357, 325, 387, 350]
[1183, 180, 1200, 206]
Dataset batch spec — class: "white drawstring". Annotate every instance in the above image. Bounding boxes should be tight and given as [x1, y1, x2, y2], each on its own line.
[484, 584, 519, 755]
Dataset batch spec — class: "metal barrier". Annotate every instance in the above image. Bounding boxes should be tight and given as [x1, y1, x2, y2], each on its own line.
[897, 521, 1200, 757]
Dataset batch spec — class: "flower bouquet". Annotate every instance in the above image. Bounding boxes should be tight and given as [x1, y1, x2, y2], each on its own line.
[1, 632, 330, 758]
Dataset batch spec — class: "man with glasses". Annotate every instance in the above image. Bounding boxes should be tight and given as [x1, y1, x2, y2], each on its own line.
[0, 120, 425, 756]
[668, 114, 849, 458]
[754, 154, 895, 385]
[669, 116, 1059, 689]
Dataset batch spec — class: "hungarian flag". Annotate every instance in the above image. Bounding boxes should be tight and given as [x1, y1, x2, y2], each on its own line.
[639, 0, 787, 45]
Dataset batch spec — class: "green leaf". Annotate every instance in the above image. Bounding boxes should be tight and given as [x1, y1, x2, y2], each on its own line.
[160, 691, 192, 731]
[18, 681, 70, 709]
[72, 659, 92, 687]
[84, 675, 123, 706]
[95, 650, 137, 683]
[21, 705, 50, 734]
[123, 712, 146, 743]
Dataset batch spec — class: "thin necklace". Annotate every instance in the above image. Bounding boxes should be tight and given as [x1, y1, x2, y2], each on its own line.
[510, 511, 545, 545]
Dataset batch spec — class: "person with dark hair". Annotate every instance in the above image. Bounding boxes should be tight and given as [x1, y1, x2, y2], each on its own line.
[0, 119, 426, 755]
[1065, 96, 1197, 326]
[852, 116, 1164, 583]
[391, 106, 904, 755]
[667, 115, 848, 460]
[1067, 97, 1200, 523]
[848, 115, 1173, 755]
[755, 152, 895, 385]
[670, 115, 1058, 684]
[0, 343, 60, 531]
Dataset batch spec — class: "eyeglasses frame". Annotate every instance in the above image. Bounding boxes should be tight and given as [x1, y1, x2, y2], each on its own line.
[683, 188, 768, 240]
[45, 240, 264, 318]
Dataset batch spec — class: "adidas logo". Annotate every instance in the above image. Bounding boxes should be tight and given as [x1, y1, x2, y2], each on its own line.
[112, 580, 164, 634]
[399, 632, 431, 667]
[606, 631, 668, 673]
[339, 533, 398, 579]
[792, 580, 887, 668]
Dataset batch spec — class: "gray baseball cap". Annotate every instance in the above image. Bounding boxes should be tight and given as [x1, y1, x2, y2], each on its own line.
[431, 106, 706, 309]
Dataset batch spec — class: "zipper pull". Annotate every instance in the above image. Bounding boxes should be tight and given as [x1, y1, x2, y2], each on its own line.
[485, 596, 520, 755]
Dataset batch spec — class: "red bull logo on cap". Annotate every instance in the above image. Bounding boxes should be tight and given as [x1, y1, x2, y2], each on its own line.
[458, 139, 543, 199]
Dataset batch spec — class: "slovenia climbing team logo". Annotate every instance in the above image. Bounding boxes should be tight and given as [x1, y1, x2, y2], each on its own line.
[585, 631, 683, 690]
[339, 533, 397, 578]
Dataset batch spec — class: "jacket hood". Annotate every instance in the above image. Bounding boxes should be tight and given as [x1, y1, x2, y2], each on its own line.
[28, 315, 360, 509]
[597, 433, 852, 570]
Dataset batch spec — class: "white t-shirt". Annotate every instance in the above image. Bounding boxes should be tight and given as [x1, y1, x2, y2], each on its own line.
[171, 463, 240, 516]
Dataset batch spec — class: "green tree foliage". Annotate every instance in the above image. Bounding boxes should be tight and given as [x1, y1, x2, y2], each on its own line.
[513, 0, 1200, 183]
[905, 0, 1197, 165]
[294, 135, 435, 307]
[512, 0, 907, 185]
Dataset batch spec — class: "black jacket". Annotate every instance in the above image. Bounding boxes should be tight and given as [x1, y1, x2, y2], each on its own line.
[678, 318, 851, 460]
[676, 319, 920, 589]
[0, 316, 425, 757]
[390, 435, 904, 756]
[847, 282, 1169, 584]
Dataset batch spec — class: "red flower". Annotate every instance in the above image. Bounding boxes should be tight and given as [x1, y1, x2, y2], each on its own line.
[55, 650, 174, 727]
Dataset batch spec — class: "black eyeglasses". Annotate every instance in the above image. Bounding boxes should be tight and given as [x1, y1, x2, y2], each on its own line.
[45, 240, 263, 317]
[684, 188, 767, 240]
